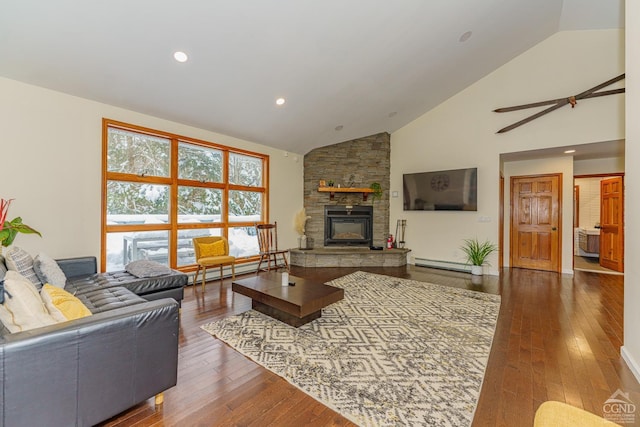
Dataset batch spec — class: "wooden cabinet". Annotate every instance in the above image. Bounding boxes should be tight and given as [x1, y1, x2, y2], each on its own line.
[578, 229, 600, 254]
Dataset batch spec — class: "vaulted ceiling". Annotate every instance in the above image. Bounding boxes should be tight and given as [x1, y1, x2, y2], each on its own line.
[0, 1, 623, 154]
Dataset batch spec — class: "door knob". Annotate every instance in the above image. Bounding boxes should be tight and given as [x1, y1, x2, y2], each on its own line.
[552, 227, 557, 231]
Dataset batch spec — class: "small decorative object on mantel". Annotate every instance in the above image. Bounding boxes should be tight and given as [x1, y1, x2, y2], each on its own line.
[0, 198, 41, 254]
[327, 180, 334, 187]
[294, 208, 311, 250]
[319, 180, 326, 187]
[493, 74, 625, 133]
[460, 237, 497, 275]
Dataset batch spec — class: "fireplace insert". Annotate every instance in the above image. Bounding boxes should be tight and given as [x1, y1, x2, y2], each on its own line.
[324, 205, 373, 247]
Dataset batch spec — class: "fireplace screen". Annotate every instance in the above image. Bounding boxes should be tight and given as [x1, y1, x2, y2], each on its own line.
[331, 221, 365, 240]
[324, 205, 373, 247]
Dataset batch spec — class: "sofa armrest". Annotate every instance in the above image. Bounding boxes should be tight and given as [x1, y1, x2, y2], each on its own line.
[0, 298, 179, 427]
[56, 256, 98, 278]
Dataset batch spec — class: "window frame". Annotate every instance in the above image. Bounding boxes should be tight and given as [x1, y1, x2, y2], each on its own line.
[101, 118, 269, 272]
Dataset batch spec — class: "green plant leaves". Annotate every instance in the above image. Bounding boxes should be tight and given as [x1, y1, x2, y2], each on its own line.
[460, 238, 497, 266]
[0, 217, 42, 247]
[369, 182, 382, 201]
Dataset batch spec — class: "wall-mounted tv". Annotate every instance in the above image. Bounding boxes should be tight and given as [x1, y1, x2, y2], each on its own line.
[403, 167, 477, 211]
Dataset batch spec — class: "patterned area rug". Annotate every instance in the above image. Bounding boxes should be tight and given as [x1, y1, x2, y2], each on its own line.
[201, 271, 501, 426]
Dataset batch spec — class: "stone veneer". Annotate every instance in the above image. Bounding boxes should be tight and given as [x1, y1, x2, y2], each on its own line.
[303, 132, 390, 248]
[290, 248, 409, 268]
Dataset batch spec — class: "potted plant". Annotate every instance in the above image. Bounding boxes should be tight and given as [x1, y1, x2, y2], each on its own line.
[460, 238, 497, 275]
[369, 182, 382, 201]
[0, 198, 41, 253]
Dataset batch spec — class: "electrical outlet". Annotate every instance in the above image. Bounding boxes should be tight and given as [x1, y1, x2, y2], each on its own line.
[478, 216, 491, 223]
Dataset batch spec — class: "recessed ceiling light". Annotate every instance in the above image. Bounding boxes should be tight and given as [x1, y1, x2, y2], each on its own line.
[276, 97, 286, 106]
[459, 31, 472, 42]
[564, 149, 576, 154]
[173, 51, 188, 63]
[335, 125, 344, 131]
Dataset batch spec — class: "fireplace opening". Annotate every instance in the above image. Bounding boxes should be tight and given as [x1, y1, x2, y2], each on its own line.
[324, 205, 373, 247]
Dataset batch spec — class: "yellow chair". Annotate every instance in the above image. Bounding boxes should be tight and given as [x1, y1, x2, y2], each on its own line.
[255, 222, 289, 274]
[192, 236, 236, 292]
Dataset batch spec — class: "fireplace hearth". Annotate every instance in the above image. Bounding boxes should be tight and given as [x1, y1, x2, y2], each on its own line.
[324, 205, 373, 247]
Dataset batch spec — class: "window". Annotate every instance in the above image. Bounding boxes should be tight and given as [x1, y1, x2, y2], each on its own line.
[102, 119, 268, 272]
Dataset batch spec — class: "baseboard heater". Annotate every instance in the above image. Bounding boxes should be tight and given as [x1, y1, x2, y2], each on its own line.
[187, 261, 260, 285]
[414, 257, 472, 274]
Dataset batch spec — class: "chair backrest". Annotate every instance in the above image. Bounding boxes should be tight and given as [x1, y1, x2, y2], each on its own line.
[192, 236, 229, 260]
[255, 222, 279, 253]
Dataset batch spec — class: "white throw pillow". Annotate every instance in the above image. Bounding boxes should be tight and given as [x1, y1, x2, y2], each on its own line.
[33, 252, 67, 288]
[0, 271, 57, 333]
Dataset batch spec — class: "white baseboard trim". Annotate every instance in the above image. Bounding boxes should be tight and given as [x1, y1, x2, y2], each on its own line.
[621, 346, 640, 383]
[413, 258, 500, 276]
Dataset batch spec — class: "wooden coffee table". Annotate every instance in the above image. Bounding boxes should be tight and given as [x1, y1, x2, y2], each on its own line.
[231, 272, 344, 327]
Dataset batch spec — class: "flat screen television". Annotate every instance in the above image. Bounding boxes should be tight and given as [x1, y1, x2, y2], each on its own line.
[403, 167, 477, 211]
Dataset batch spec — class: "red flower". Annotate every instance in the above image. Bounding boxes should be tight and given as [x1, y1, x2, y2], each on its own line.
[0, 199, 13, 231]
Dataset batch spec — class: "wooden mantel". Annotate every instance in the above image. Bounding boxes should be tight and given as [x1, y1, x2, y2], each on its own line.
[318, 186, 374, 201]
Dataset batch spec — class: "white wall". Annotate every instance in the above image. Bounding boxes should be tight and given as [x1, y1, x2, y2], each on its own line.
[622, 0, 640, 381]
[574, 156, 624, 175]
[574, 177, 604, 230]
[391, 29, 624, 275]
[0, 77, 304, 260]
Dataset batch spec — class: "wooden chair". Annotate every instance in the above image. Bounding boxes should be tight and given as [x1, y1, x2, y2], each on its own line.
[192, 236, 235, 292]
[255, 222, 289, 274]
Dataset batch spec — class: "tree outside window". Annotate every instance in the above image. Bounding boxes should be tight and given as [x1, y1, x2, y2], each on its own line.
[102, 120, 267, 272]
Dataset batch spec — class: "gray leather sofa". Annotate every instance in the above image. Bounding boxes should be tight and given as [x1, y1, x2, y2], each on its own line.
[0, 256, 187, 427]
[58, 256, 186, 307]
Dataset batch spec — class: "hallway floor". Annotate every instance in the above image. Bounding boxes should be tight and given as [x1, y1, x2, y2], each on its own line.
[574, 255, 623, 275]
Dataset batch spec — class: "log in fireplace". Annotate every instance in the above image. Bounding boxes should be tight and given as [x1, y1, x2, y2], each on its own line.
[324, 205, 373, 247]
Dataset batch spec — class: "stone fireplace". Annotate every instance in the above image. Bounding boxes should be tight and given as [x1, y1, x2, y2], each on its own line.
[290, 132, 409, 267]
[302, 132, 390, 248]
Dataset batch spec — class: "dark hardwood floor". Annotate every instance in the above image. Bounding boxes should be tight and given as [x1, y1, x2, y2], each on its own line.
[100, 266, 639, 427]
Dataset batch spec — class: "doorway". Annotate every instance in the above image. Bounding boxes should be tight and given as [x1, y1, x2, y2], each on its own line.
[573, 174, 624, 275]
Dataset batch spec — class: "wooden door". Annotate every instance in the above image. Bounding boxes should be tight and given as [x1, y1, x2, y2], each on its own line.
[499, 174, 504, 270]
[510, 174, 561, 272]
[600, 177, 624, 272]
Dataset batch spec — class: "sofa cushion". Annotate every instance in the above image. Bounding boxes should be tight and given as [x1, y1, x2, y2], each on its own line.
[5, 246, 42, 289]
[0, 271, 57, 333]
[65, 269, 187, 298]
[41, 284, 92, 321]
[125, 260, 173, 278]
[34, 252, 67, 288]
[74, 286, 147, 314]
